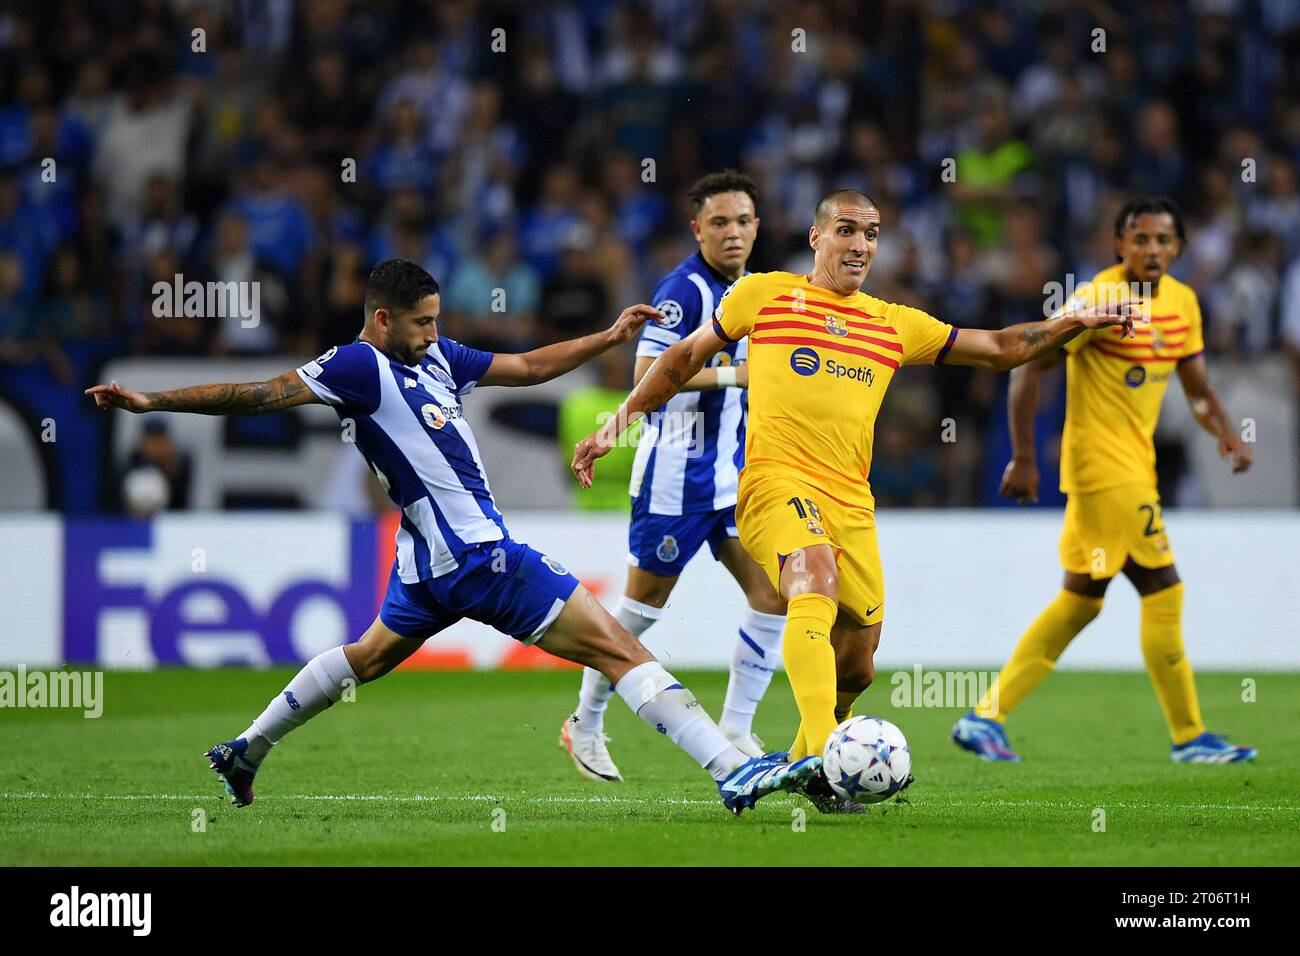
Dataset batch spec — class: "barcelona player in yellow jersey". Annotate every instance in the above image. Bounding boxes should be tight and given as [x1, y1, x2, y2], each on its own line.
[573, 189, 1139, 810]
[953, 197, 1257, 764]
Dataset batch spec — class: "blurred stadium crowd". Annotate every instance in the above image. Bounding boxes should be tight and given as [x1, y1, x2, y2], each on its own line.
[1, 0, 1298, 510]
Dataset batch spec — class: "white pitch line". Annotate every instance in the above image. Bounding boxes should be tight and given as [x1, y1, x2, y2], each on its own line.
[982, 799, 1299, 813]
[0, 791, 717, 806]
[1, 791, 1297, 813]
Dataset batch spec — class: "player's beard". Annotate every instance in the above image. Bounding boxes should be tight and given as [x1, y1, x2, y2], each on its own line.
[388, 329, 423, 366]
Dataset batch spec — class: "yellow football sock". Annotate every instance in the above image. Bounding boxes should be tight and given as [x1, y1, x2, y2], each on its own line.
[782, 592, 840, 760]
[976, 589, 1103, 721]
[1140, 583, 1204, 745]
[789, 731, 808, 761]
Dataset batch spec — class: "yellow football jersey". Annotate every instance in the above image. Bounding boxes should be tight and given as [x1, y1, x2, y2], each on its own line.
[712, 271, 955, 509]
[1058, 264, 1205, 494]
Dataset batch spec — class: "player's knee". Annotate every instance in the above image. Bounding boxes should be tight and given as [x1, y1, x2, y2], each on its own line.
[627, 579, 673, 608]
[837, 654, 874, 695]
[804, 570, 838, 604]
[624, 567, 677, 608]
[784, 560, 838, 604]
[1064, 571, 1109, 599]
[1129, 563, 1181, 597]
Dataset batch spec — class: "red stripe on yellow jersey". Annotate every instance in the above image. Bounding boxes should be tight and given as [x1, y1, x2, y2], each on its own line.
[713, 271, 953, 509]
[1058, 265, 1206, 494]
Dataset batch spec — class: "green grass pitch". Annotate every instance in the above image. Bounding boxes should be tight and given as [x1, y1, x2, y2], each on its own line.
[2, 668, 1296, 866]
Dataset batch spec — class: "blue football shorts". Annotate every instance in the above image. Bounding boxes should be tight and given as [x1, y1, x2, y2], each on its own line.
[627, 502, 739, 577]
[380, 537, 580, 645]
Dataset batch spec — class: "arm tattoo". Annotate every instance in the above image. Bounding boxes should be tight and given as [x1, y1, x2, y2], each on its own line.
[609, 348, 705, 439]
[144, 373, 311, 415]
[1016, 326, 1051, 348]
[639, 365, 686, 410]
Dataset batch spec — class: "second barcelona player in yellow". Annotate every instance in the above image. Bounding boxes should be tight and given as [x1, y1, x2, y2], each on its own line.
[956, 197, 1257, 764]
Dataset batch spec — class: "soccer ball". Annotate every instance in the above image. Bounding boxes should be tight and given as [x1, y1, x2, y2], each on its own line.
[822, 716, 911, 804]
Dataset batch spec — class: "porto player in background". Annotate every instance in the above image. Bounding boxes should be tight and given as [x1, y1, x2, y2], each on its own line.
[87, 259, 821, 815]
[561, 170, 787, 783]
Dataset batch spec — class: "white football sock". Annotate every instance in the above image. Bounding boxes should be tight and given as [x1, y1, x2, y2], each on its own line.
[242, 645, 358, 762]
[614, 660, 745, 781]
[720, 607, 785, 740]
[574, 596, 662, 734]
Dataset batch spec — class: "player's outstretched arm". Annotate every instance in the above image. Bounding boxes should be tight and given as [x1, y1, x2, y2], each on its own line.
[998, 351, 1062, 504]
[632, 355, 746, 391]
[1176, 353, 1253, 474]
[85, 370, 322, 415]
[571, 323, 727, 487]
[478, 304, 662, 387]
[945, 303, 1144, 372]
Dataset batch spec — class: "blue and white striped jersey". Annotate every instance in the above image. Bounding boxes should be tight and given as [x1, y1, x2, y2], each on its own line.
[297, 338, 505, 583]
[631, 252, 748, 515]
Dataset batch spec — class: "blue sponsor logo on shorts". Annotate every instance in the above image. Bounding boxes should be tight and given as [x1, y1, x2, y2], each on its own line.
[656, 535, 680, 563]
[790, 347, 821, 376]
[1125, 365, 1146, 388]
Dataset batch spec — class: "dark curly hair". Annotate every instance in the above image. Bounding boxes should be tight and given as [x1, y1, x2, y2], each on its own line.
[364, 259, 440, 319]
[688, 169, 759, 213]
[1113, 196, 1187, 258]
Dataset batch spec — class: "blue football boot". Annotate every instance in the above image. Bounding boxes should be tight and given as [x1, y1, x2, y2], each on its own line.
[951, 711, 1022, 762]
[205, 738, 261, 807]
[718, 752, 821, 816]
[1170, 732, 1257, 764]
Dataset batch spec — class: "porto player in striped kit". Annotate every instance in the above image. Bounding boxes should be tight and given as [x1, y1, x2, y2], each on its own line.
[562, 171, 788, 784]
[87, 258, 821, 814]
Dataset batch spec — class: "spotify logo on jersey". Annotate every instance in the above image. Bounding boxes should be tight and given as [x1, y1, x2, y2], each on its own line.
[790, 347, 821, 376]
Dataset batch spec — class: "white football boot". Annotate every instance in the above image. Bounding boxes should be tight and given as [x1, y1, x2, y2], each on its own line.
[723, 729, 767, 760]
[559, 714, 623, 782]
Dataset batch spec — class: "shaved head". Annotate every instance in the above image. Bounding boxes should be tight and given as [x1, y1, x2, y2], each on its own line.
[814, 189, 877, 226]
[808, 189, 881, 295]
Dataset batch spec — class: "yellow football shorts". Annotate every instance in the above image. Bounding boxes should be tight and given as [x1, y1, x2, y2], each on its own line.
[736, 472, 884, 626]
[1059, 483, 1175, 579]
